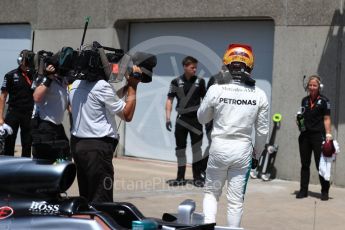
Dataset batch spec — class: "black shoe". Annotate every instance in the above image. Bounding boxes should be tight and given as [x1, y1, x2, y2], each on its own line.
[167, 178, 187, 186]
[321, 192, 329, 201]
[193, 179, 204, 188]
[200, 171, 206, 181]
[296, 190, 308, 199]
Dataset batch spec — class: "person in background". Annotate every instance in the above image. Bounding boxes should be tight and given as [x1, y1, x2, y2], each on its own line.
[296, 75, 332, 201]
[0, 50, 35, 157]
[165, 56, 206, 187]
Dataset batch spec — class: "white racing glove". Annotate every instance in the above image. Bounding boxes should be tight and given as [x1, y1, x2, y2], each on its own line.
[0, 123, 13, 154]
[0, 123, 13, 136]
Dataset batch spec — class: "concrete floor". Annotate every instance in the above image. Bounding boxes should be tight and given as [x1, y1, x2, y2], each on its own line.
[65, 156, 345, 230]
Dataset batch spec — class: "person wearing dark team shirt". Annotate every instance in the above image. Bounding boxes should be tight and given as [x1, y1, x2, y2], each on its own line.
[165, 56, 206, 187]
[0, 50, 34, 157]
[296, 75, 332, 201]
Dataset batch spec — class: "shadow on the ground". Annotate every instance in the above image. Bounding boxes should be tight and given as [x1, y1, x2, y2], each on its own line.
[292, 190, 333, 200]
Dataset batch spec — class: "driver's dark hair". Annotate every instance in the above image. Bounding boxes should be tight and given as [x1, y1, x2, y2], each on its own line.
[182, 56, 198, 66]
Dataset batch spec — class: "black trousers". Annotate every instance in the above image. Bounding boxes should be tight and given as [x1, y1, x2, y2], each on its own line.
[31, 118, 70, 162]
[298, 132, 330, 193]
[72, 136, 118, 203]
[4, 108, 32, 157]
[174, 116, 203, 179]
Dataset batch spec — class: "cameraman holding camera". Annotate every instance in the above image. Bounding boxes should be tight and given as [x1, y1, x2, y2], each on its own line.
[0, 50, 35, 157]
[31, 62, 70, 162]
[69, 64, 142, 203]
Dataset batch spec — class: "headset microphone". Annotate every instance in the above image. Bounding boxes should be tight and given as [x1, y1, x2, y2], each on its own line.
[303, 75, 307, 91]
[304, 75, 324, 92]
[17, 56, 23, 65]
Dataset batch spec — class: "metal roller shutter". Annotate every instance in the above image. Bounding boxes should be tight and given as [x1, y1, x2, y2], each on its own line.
[126, 21, 274, 162]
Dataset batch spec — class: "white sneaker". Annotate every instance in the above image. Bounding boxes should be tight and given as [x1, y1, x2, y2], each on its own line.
[261, 173, 271, 181]
[250, 169, 258, 179]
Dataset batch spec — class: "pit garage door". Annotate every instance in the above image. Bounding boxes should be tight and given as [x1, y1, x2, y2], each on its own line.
[125, 21, 274, 162]
[0, 24, 32, 146]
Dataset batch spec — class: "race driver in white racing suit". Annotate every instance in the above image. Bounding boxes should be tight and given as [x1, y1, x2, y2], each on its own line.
[197, 44, 269, 227]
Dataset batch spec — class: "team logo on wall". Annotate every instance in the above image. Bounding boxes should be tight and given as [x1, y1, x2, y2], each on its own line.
[28, 201, 59, 215]
[0, 206, 14, 220]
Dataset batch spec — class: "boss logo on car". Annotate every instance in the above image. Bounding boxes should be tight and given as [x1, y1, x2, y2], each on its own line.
[0, 206, 14, 220]
[29, 201, 59, 215]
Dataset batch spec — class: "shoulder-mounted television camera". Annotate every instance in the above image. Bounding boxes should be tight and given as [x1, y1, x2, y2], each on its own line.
[130, 51, 157, 83]
[35, 48, 78, 77]
[78, 41, 157, 83]
[74, 41, 125, 82]
[33, 41, 157, 83]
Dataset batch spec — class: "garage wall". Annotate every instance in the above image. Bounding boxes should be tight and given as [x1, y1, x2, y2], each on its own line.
[125, 21, 274, 162]
[0, 24, 32, 86]
[0, 0, 345, 185]
[272, 23, 344, 184]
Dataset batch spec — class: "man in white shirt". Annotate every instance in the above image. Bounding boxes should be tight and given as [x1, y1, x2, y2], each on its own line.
[69, 65, 141, 203]
[31, 64, 70, 161]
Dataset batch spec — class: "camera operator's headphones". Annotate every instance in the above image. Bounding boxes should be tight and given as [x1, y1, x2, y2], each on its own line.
[304, 75, 324, 92]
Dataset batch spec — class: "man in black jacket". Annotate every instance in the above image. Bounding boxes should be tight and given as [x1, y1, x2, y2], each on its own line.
[0, 50, 35, 157]
[165, 56, 206, 187]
